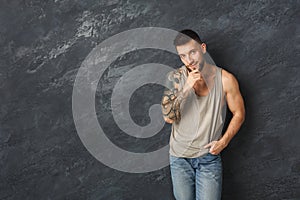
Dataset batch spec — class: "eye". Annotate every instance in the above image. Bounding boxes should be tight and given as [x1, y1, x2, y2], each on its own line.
[180, 55, 186, 59]
[190, 50, 195, 55]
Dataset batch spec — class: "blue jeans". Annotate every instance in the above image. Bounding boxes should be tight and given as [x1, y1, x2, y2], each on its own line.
[169, 153, 222, 200]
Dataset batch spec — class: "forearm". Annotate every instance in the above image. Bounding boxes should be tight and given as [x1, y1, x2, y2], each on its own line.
[220, 113, 245, 145]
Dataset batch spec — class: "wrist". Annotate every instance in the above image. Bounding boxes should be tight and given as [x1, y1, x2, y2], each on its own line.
[220, 136, 230, 147]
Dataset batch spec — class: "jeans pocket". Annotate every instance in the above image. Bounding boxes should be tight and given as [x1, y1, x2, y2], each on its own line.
[208, 152, 219, 156]
[205, 152, 221, 162]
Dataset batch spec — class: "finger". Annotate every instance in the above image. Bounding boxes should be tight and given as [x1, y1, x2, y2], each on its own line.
[195, 76, 201, 80]
[206, 141, 218, 149]
[210, 145, 218, 153]
[204, 142, 213, 148]
[193, 74, 201, 79]
[210, 145, 217, 152]
[211, 144, 222, 154]
[191, 69, 199, 74]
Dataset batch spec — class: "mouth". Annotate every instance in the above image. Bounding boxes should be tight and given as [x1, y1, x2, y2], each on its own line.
[187, 63, 198, 70]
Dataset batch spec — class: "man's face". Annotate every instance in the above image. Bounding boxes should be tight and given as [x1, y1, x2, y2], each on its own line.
[176, 39, 207, 72]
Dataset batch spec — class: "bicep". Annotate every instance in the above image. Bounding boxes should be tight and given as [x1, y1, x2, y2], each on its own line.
[225, 73, 245, 117]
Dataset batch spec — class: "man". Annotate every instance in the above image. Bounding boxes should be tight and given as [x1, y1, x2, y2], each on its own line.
[161, 29, 245, 200]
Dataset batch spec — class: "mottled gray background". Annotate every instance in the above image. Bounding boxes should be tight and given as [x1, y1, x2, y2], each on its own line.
[1, 0, 299, 199]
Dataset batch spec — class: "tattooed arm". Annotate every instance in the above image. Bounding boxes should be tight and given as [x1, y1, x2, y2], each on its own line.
[161, 85, 189, 123]
[161, 69, 201, 123]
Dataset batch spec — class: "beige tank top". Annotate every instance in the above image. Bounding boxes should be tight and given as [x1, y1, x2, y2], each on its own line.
[169, 65, 227, 158]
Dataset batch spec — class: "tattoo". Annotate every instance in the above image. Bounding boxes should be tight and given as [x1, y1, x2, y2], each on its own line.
[161, 68, 186, 123]
[161, 89, 181, 122]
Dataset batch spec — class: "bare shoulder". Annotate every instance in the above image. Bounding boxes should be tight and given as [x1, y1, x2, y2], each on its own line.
[221, 68, 240, 93]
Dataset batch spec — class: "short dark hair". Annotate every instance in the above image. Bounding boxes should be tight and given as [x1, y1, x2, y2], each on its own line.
[173, 29, 203, 46]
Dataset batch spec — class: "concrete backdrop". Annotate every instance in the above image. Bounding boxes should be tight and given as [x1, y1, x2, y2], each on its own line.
[0, 0, 299, 199]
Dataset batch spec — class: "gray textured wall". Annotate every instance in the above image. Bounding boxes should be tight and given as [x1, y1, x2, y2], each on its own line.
[1, 0, 299, 199]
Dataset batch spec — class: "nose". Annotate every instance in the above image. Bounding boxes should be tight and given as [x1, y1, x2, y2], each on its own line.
[185, 55, 194, 65]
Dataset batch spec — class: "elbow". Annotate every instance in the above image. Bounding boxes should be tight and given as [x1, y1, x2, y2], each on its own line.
[242, 107, 246, 123]
[241, 114, 245, 124]
[234, 110, 245, 124]
[239, 110, 246, 124]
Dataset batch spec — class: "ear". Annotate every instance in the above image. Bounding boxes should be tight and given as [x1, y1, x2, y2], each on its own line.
[201, 43, 207, 54]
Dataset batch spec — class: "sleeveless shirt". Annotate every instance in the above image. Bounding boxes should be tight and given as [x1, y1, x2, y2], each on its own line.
[169, 65, 227, 158]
